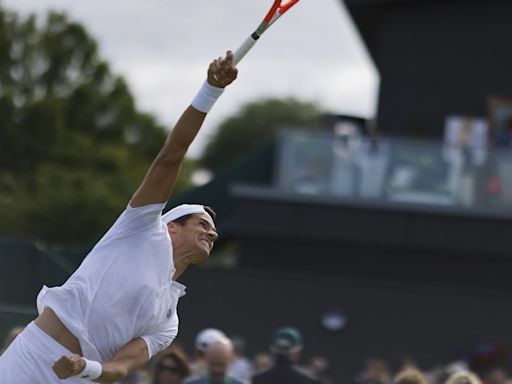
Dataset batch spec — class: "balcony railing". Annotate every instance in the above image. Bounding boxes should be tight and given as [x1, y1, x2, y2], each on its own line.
[276, 130, 512, 211]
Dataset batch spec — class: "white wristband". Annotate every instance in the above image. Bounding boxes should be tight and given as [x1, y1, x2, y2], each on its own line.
[191, 80, 225, 113]
[75, 358, 102, 381]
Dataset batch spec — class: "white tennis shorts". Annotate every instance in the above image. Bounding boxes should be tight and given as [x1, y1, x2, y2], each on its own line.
[0, 322, 90, 383]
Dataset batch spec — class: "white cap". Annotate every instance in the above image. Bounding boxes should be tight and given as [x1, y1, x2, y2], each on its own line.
[195, 328, 227, 352]
[161, 204, 207, 224]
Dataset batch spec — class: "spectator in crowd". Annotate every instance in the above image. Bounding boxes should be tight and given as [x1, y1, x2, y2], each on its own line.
[152, 349, 191, 384]
[228, 336, 253, 384]
[184, 339, 242, 384]
[445, 370, 482, 384]
[354, 358, 392, 384]
[394, 368, 428, 384]
[468, 344, 508, 384]
[399, 357, 420, 371]
[482, 367, 508, 384]
[308, 356, 333, 384]
[189, 328, 227, 377]
[252, 326, 320, 384]
[495, 115, 512, 148]
[1, 326, 24, 355]
[252, 352, 273, 375]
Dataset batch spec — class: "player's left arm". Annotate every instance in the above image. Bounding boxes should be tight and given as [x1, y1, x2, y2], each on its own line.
[52, 337, 149, 383]
[96, 337, 149, 383]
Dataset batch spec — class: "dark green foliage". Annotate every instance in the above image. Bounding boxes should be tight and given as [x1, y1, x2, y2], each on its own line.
[200, 98, 324, 171]
[0, 6, 192, 244]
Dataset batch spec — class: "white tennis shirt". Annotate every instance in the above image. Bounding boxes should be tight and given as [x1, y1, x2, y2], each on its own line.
[37, 202, 184, 361]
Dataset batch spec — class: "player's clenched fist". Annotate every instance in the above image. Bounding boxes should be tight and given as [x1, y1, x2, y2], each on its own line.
[52, 354, 86, 379]
[207, 50, 238, 88]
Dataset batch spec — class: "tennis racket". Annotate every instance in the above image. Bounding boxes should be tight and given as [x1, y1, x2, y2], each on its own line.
[233, 0, 301, 64]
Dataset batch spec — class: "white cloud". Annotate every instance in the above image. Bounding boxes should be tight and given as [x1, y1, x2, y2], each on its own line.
[3, 0, 379, 157]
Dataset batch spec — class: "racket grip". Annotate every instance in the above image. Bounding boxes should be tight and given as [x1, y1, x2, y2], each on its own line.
[233, 34, 259, 65]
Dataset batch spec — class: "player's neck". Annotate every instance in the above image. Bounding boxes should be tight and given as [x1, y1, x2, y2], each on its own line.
[172, 261, 188, 280]
[171, 250, 193, 280]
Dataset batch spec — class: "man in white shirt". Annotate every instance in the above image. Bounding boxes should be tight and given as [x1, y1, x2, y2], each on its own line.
[0, 51, 238, 383]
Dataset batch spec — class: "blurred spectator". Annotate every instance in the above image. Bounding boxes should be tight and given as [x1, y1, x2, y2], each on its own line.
[184, 339, 242, 384]
[120, 371, 150, 384]
[253, 352, 273, 375]
[443, 117, 484, 206]
[308, 356, 333, 384]
[425, 366, 451, 384]
[330, 121, 362, 197]
[495, 116, 512, 148]
[152, 349, 191, 384]
[474, 155, 502, 206]
[445, 370, 482, 384]
[454, 121, 476, 205]
[355, 358, 392, 384]
[482, 367, 508, 384]
[356, 128, 390, 199]
[468, 344, 508, 384]
[1, 326, 24, 355]
[399, 357, 420, 371]
[189, 328, 227, 377]
[394, 368, 428, 384]
[228, 335, 253, 384]
[252, 326, 320, 384]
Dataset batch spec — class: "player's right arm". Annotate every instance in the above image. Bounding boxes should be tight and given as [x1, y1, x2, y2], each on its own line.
[53, 337, 149, 383]
[129, 51, 237, 208]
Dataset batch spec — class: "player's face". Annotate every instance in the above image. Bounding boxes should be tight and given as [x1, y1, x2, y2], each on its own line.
[173, 213, 218, 262]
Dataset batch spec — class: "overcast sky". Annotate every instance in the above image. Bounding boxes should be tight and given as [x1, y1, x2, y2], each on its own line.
[4, 0, 379, 157]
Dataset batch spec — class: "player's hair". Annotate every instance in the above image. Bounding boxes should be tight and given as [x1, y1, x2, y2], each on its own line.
[172, 205, 216, 225]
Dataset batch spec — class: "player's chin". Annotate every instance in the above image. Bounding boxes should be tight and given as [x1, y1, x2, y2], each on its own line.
[194, 247, 211, 264]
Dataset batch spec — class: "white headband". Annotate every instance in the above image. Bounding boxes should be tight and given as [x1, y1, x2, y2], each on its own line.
[161, 204, 207, 224]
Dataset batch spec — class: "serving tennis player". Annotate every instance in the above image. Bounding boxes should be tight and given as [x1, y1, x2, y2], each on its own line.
[0, 51, 238, 383]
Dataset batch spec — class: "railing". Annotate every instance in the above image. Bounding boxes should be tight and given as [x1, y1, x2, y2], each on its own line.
[276, 130, 512, 211]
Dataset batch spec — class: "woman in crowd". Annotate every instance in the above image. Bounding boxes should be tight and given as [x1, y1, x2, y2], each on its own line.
[153, 349, 191, 384]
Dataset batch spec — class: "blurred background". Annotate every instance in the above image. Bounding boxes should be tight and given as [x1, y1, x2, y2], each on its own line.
[1, 0, 512, 383]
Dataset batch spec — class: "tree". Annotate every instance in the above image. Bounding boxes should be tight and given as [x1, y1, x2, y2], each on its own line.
[0, 6, 192, 244]
[200, 97, 324, 171]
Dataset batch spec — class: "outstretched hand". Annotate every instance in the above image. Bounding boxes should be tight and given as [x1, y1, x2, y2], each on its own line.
[53, 354, 86, 379]
[207, 50, 238, 88]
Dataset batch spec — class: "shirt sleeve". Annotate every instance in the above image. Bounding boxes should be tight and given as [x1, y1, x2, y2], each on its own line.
[100, 202, 167, 243]
[141, 313, 179, 359]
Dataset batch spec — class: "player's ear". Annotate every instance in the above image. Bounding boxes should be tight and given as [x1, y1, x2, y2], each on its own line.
[167, 221, 179, 234]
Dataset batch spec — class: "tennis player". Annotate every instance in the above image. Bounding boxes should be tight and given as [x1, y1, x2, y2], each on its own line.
[0, 51, 238, 383]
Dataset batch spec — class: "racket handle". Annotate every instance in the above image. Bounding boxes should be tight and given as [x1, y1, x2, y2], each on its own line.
[233, 33, 259, 65]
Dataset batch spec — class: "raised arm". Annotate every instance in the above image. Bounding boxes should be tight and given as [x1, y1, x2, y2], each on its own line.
[130, 51, 238, 208]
